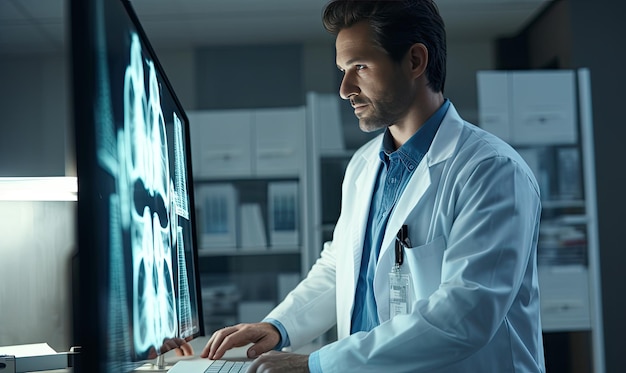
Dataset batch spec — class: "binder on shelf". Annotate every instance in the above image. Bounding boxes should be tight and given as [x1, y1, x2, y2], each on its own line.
[195, 183, 238, 250]
[239, 203, 267, 249]
[267, 181, 299, 248]
[557, 146, 582, 200]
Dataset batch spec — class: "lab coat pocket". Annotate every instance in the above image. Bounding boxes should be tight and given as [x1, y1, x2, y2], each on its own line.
[404, 235, 446, 300]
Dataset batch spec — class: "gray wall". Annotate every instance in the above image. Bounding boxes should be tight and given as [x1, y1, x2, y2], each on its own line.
[0, 54, 69, 176]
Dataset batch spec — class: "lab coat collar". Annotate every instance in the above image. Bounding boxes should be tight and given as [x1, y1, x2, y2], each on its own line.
[384, 102, 464, 239]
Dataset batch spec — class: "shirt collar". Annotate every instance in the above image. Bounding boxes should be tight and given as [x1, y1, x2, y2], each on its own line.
[379, 98, 451, 170]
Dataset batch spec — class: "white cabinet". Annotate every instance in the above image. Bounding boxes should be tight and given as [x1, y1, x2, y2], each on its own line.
[478, 69, 604, 372]
[539, 266, 591, 331]
[476, 72, 511, 141]
[187, 106, 310, 334]
[189, 110, 253, 178]
[511, 72, 577, 145]
[477, 70, 578, 145]
[189, 107, 305, 179]
[254, 109, 306, 176]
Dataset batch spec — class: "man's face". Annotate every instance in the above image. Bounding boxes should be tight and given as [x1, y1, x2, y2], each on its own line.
[336, 21, 414, 133]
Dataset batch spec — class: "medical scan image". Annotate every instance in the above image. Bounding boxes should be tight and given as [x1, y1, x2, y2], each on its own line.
[95, 31, 195, 362]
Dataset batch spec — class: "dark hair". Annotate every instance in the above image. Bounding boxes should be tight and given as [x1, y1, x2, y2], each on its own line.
[322, 0, 446, 93]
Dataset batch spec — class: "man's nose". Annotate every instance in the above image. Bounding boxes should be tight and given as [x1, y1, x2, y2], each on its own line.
[339, 72, 360, 100]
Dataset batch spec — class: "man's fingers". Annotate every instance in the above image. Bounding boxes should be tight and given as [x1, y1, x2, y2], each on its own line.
[179, 341, 194, 356]
[247, 336, 278, 358]
[205, 325, 238, 359]
[201, 323, 281, 361]
[200, 330, 219, 358]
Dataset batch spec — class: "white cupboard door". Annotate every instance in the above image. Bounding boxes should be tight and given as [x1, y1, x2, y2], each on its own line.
[511, 71, 577, 145]
[477, 71, 512, 142]
[189, 110, 253, 179]
[254, 107, 305, 177]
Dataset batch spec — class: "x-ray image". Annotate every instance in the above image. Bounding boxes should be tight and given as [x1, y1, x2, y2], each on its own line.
[94, 29, 196, 361]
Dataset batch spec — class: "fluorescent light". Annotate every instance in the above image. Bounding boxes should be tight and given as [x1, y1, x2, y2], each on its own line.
[0, 177, 78, 201]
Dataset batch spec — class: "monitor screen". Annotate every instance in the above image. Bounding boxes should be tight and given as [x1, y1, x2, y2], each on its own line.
[71, 0, 203, 371]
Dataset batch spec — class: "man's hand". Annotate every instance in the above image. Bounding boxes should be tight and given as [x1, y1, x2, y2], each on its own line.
[162, 337, 194, 356]
[146, 338, 194, 359]
[247, 351, 310, 373]
[201, 322, 281, 360]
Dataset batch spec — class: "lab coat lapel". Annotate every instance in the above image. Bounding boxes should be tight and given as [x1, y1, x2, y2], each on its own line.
[350, 149, 382, 278]
[335, 136, 383, 338]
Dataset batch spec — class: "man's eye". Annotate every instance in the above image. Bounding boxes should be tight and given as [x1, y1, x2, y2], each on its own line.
[356, 65, 365, 70]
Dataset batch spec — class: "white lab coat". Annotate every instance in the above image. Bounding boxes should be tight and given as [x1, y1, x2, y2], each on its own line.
[266, 103, 545, 372]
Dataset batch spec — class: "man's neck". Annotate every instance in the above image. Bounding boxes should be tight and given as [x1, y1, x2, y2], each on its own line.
[388, 92, 444, 149]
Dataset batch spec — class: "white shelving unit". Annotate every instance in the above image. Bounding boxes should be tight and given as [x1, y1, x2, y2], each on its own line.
[188, 106, 312, 333]
[477, 68, 604, 372]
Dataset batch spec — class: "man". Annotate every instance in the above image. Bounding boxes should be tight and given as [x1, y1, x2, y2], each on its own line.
[202, 1, 545, 372]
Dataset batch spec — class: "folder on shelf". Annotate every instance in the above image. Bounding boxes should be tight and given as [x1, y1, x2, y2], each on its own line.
[239, 203, 267, 249]
[195, 183, 238, 250]
[267, 181, 299, 248]
[557, 147, 581, 200]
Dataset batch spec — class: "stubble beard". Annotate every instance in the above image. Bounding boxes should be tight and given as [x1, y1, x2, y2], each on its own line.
[355, 95, 408, 133]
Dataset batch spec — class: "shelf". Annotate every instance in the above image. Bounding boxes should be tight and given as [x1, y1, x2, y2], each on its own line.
[319, 149, 355, 158]
[198, 247, 301, 257]
[194, 176, 300, 183]
[541, 199, 585, 209]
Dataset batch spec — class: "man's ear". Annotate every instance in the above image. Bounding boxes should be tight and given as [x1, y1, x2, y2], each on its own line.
[408, 43, 428, 80]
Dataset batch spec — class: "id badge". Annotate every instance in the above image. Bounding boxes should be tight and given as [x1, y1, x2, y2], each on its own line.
[389, 266, 412, 317]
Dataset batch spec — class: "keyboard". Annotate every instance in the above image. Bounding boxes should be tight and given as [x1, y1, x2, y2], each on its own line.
[205, 359, 252, 373]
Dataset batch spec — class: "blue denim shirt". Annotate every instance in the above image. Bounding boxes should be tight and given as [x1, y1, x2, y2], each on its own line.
[271, 99, 450, 372]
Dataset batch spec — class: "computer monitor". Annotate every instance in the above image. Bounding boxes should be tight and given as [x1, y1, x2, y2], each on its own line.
[71, 0, 204, 371]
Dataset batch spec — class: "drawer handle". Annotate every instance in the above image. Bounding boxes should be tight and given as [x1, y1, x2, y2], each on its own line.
[203, 150, 242, 161]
